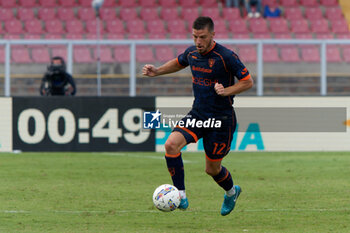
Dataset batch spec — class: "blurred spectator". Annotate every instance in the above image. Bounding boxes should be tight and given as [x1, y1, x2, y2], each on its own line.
[40, 56, 76, 96]
[263, 4, 281, 18]
[244, 0, 262, 18]
[225, 0, 240, 8]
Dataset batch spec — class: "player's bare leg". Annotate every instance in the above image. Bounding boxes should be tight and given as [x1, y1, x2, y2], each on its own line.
[206, 157, 241, 216]
[164, 132, 189, 209]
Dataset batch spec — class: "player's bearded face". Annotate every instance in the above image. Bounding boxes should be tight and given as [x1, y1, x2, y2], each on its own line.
[192, 27, 215, 54]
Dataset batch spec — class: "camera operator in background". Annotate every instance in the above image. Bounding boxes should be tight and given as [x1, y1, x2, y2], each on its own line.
[40, 56, 76, 96]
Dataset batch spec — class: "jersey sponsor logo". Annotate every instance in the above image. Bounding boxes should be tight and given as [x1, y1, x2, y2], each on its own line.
[192, 66, 212, 73]
[208, 58, 215, 68]
[192, 76, 218, 87]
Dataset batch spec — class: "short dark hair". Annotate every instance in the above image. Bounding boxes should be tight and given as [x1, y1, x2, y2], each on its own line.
[192, 16, 214, 32]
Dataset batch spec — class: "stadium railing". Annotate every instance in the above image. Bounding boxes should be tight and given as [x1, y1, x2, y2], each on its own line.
[1, 39, 350, 97]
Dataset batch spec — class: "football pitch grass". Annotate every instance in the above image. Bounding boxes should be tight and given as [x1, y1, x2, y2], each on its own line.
[0, 152, 349, 233]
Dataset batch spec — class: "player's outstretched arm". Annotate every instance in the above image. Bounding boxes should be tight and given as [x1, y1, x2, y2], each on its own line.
[142, 59, 184, 77]
[214, 78, 254, 97]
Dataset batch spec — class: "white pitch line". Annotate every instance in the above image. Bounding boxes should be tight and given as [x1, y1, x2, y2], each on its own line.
[103, 153, 197, 164]
[1, 208, 349, 214]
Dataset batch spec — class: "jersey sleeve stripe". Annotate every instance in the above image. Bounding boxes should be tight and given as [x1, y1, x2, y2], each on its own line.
[175, 126, 199, 142]
[176, 57, 186, 68]
[239, 74, 251, 81]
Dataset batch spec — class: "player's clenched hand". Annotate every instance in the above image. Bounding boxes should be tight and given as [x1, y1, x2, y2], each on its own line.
[214, 83, 226, 96]
[142, 64, 158, 77]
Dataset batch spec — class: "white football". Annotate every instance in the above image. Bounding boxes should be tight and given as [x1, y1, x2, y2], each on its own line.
[152, 184, 181, 212]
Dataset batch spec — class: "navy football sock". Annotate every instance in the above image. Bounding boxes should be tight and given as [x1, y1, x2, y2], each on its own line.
[212, 166, 233, 191]
[165, 153, 185, 191]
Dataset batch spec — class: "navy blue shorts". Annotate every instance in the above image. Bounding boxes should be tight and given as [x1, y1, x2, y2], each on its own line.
[172, 109, 237, 161]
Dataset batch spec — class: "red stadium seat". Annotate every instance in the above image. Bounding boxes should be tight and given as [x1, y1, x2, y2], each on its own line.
[57, 7, 76, 21]
[200, 0, 218, 7]
[12, 48, 32, 63]
[93, 47, 114, 63]
[305, 7, 324, 20]
[127, 34, 146, 40]
[315, 33, 334, 39]
[300, 0, 319, 7]
[310, 19, 330, 33]
[66, 34, 83, 39]
[155, 46, 175, 62]
[201, 8, 221, 21]
[44, 34, 63, 39]
[229, 19, 249, 33]
[252, 32, 272, 39]
[159, 0, 178, 7]
[58, 0, 77, 7]
[169, 32, 188, 39]
[336, 33, 350, 39]
[238, 46, 257, 63]
[280, 0, 298, 7]
[263, 0, 278, 7]
[106, 20, 125, 34]
[343, 48, 350, 63]
[119, 0, 137, 7]
[320, 0, 338, 6]
[78, 8, 96, 21]
[4, 34, 21, 40]
[249, 18, 268, 33]
[167, 20, 187, 34]
[105, 34, 125, 39]
[161, 8, 180, 21]
[45, 20, 64, 34]
[269, 18, 289, 33]
[284, 7, 303, 20]
[182, 8, 199, 22]
[294, 32, 313, 39]
[39, 0, 58, 7]
[38, 8, 57, 20]
[25, 20, 43, 34]
[19, 0, 38, 7]
[51, 47, 67, 60]
[179, 0, 198, 7]
[215, 32, 230, 39]
[32, 47, 51, 63]
[301, 47, 320, 63]
[17, 8, 36, 21]
[290, 19, 310, 33]
[263, 46, 279, 63]
[74, 47, 93, 63]
[0, 48, 5, 63]
[326, 45, 341, 63]
[147, 20, 166, 34]
[0, 8, 15, 21]
[99, 0, 116, 7]
[325, 7, 344, 21]
[86, 20, 105, 34]
[24, 34, 42, 39]
[214, 20, 228, 33]
[80, 0, 116, 7]
[66, 20, 85, 34]
[119, 8, 139, 21]
[136, 46, 155, 63]
[126, 20, 145, 34]
[100, 8, 117, 21]
[222, 8, 241, 20]
[140, 8, 159, 21]
[148, 33, 167, 39]
[281, 47, 300, 62]
[139, 0, 157, 7]
[0, 0, 18, 8]
[331, 19, 349, 34]
[5, 20, 24, 34]
[114, 46, 130, 63]
[273, 32, 292, 39]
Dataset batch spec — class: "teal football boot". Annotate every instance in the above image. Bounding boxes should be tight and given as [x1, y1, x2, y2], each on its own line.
[220, 185, 241, 216]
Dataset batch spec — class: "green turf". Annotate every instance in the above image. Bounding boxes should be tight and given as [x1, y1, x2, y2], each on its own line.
[0, 152, 350, 233]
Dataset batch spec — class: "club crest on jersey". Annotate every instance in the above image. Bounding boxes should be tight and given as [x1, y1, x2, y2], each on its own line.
[208, 58, 215, 68]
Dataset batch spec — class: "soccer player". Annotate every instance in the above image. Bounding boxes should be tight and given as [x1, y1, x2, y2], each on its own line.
[142, 16, 253, 216]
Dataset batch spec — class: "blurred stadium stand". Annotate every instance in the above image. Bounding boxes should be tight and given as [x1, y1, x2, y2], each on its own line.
[0, 0, 350, 96]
